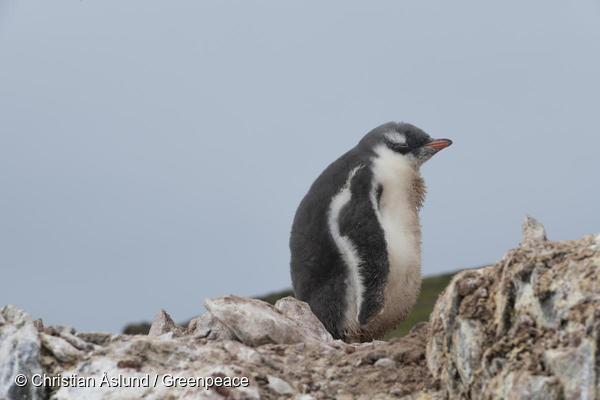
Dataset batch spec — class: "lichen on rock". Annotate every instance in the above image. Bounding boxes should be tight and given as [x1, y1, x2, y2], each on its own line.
[427, 216, 600, 399]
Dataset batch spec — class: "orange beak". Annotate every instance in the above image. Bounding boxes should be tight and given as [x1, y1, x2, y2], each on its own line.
[424, 139, 453, 151]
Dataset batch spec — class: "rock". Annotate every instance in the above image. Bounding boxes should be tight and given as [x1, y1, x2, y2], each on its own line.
[485, 371, 563, 400]
[451, 318, 484, 383]
[52, 325, 96, 351]
[0, 303, 436, 399]
[294, 395, 316, 400]
[374, 358, 396, 368]
[2, 217, 598, 400]
[205, 295, 333, 346]
[398, 392, 445, 400]
[0, 305, 45, 400]
[147, 309, 184, 337]
[274, 297, 334, 342]
[32, 318, 43, 331]
[76, 331, 116, 346]
[362, 350, 387, 365]
[39, 332, 84, 363]
[187, 311, 236, 340]
[267, 375, 294, 395]
[393, 323, 428, 364]
[543, 339, 596, 400]
[427, 218, 600, 399]
[521, 215, 547, 246]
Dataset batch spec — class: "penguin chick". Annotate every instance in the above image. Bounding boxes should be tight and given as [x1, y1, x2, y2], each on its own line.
[290, 121, 452, 342]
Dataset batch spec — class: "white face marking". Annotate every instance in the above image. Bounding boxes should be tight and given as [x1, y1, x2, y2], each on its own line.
[327, 166, 365, 326]
[369, 144, 422, 323]
[384, 131, 406, 145]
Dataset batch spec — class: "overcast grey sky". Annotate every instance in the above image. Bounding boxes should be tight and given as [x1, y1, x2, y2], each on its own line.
[1, 0, 599, 333]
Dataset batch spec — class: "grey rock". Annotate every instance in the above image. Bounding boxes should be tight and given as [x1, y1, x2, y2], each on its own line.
[427, 218, 600, 399]
[274, 296, 334, 343]
[294, 395, 316, 400]
[187, 312, 235, 340]
[76, 331, 116, 346]
[488, 372, 564, 400]
[294, 342, 306, 352]
[52, 335, 261, 399]
[521, 215, 547, 246]
[267, 375, 294, 394]
[0, 301, 433, 399]
[0, 305, 45, 400]
[452, 318, 484, 383]
[222, 340, 263, 364]
[363, 350, 387, 365]
[52, 325, 96, 352]
[205, 295, 333, 346]
[374, 358, 396, 368]
[40, 332, 84, 363]
[398, 392, 445, 400]
[32, 318, 43, 331]
[147, 309, 184, 337]
[543, 339, 596, 400]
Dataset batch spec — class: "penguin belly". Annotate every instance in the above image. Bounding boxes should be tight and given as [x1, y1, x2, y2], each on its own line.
[371, 186, 422, 335]
[354, 146, 423, 340]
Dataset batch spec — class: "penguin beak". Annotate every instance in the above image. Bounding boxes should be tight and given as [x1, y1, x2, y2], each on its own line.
[412, 138, 452, 166]
[424, 138, 452, 151]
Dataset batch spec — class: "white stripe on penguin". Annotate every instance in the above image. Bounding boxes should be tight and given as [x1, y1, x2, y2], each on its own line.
[327, 165, 365, 325]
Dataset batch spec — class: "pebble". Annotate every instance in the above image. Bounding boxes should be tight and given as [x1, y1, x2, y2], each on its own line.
[267, 375, 294, 395]
[374, 357, 396, 368]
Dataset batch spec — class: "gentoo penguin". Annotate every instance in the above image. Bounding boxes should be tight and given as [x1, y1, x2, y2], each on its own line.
[289, 121, 452, 342]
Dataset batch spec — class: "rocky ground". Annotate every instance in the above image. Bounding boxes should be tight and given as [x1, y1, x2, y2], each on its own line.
[1, 216, 599, 399]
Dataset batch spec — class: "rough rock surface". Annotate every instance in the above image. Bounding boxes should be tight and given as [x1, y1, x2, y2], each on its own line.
[1, 216, 598, 400]
[0, 297, 435, 400]
[0, 305, 45, 400]
[427, 217, 600, 399]
[204, 295, 334, 346]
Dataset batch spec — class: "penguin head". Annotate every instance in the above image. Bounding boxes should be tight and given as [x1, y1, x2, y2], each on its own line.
[360, 122, 452, 167]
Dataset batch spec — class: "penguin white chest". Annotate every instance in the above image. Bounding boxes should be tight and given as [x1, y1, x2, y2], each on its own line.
[370, 146, 423, 321]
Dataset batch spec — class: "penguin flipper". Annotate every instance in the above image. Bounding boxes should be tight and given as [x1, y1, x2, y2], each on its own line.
[338, 169, 389, 326]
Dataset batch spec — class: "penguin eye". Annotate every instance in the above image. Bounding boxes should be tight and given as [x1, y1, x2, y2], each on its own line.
[392, 143, 411, 154]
